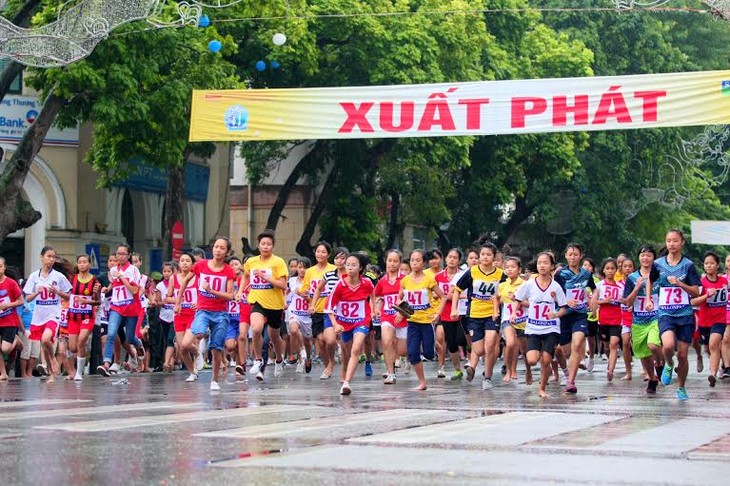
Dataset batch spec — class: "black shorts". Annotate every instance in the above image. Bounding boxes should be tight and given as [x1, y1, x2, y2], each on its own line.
[311, 313, 325, 338]
[587, 320, 598, 337]
[527, 333, 559, 358]
[0, 326, 17, 344]
[373, 325, 381, 340]
[251, 302, 284, 330]
[99, 323, 108, 337]
[599, 325, 621, 341]
[699, 324, 727, 346]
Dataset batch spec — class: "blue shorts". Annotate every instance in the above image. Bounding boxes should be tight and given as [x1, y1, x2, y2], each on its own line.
[226, 319, 240, 341]
[658, 315, 694, 344]
[324, 314, 333, 329]
[467, 317, 498, 343]
[341, 325, 369, 343]
[191, 310, 228, 351]
[559, 314, 589, 345]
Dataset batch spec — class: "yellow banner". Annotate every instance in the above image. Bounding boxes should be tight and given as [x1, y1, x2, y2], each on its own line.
[189, 70, 730, 141]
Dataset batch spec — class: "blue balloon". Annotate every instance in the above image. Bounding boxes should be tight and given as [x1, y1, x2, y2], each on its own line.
[270, 61, 280, 69]
[198, 15, 210, 28]
[208, 40, 222, 53]
[256, 60, 266, 71]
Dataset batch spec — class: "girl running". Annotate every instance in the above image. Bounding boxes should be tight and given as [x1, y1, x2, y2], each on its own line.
[498, 256, 530, 384]
[0, 257, 24, 381]
[619, 258, 635, 380]
[655, 229, 700, 400]
[513, 252, 568, 398]
[67, 254, 100, 381]
[592, 258, 623, 382]
[225, 256, 243, 376]
[287, 257, 313, 373]
[434, 249, 464, 380]
[328, 253, 375, 395]
[690, 251, 727, 387]
[175, 238, 236, 391]
[450, 242, 505, 390]
[397, 249, 444, 391]
[374, 250, 405, 384]
[622, 245, 662, 393]
[23, 246, 72, 383]
[243, 230, 289, 381]
[155, 262, 176, 373]
[235, 255, 253, 377]
[167, 253, 198, 379]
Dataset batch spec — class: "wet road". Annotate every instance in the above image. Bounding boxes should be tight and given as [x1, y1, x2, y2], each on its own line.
[0, 356, 729, 485]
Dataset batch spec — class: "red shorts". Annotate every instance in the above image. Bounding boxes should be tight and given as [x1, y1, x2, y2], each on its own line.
[67, 317, 94, 335]
[29, 321, 59, 342]
[240, 303, 251, 324]
[174, 313, 194, 333]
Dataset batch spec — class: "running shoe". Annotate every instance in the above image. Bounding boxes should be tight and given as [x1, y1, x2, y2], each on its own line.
[295, 361, 305, 373]
[384, 374, 396, 385]
[394, 358, 402, 369]
[655, 364, 664, 381]
[586, 358, 594, 373]
[319, 371, 331, 380]
[256, 371, 264, 381]
[73, 374, 83, 382]
[565, 380, 577, 393]
[185, 373, 198, 382]
[210, 381, 221, 391]
[382, 371, 389, 379]
[450, 370, 464, 381]
[235, 364, 246, 376]
[305, 359, 312, 374]
[195, 353, 204, 372]
[697, 355, 704, 373]
[96, 365, 110, 377]
[364, 362, 373, 377]
[109, 363, 120, 373]
[646, 380, 658, 394]
[661, 363, 674, 386]
[340, 381, 352, 395]
[288, 354, 298, 365]
[274, 360, 284, 378]
[404, 361, 411, 375]
[437, 366, 446, 378]
[359, 354, 366, 363]
[501, 365, 507, 375]
[560, 370, 569, 386]
[482, 377, 493, 390]
[722, 367, 730, 379]
[249, 360, 262, 377]
[465, 365, 475, 382]
[676, 387, 689, 401]
[709, 375, 716, 388]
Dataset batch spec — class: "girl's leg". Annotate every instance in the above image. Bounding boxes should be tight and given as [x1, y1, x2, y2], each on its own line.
[608, 335, 620, 380]
[709, 332, 723, 380]
[621, 331, 633, 380]
[381, 326, 396, 376]
[539, 351, 552, 398]
[502, 327, 517, 382]
[345, 334, 367, 383]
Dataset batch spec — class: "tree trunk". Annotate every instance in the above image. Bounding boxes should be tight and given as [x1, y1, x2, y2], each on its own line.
[383, 192, 402, 263]
[0, 0, 44, 102]
[0, 92, 66, 243]
[161, 161, 185, 260]
[265, 141, 324, 231]
[295, 165, 338, 259]
[499, 195, 532, 246]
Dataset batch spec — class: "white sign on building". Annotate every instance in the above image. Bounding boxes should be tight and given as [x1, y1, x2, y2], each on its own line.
[0, 95, 79, 146]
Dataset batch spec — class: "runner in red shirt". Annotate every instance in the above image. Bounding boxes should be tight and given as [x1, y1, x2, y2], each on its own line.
[374, 250, 405, 384]
[0, 257, 24, 381]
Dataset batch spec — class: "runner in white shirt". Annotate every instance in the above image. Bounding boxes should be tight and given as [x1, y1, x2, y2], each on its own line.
[22, 246, 72, 383]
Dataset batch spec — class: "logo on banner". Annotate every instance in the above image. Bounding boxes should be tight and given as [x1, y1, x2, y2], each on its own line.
[723, 81, 730, 96]
[26, 110, 38, 124]
[225, 105, 249, 131]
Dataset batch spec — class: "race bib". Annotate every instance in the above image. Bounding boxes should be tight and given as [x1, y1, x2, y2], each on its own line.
[111, 285, 133, 306]
[502, 302, 527, 324]
[250, 269, 273, 290]
[601, 285, 621, 303]
[382, 294, 399, 315]
[199, 275, 226, 298]
[633, 295, 658, 318]
[659, 287, 689, 310]
[228, 300, 240, 316]
[457, 298, 468, 315]
[0, 296, 11, 318]
[290, 294, 310, 317]
[406, 289, 430, 311]
[707, 287, 728, 308]
[178, 287, 197, 308]
[567, 288, 588, 310]
[528, 302, 558, 327]
[335, 300, 366, 324]
[69, 295, 92, 314]
[59, 308, 69, 326]
[471, 280, 497, 301]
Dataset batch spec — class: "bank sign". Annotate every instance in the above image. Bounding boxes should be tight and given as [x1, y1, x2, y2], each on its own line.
[0, 95, 78, 146]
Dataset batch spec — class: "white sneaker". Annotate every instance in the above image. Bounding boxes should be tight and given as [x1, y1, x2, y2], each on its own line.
[73, 374, 83, 381]
[482, 377, 493, 390]
[437, 366, 446, 378]
[404, 361, 411, 374]
[295, 361, 305, 373]
[384, 374, 396, 385]
[185, 373, 198, 382]
[229, 360, 236, 368]
[339, 381, 352, 395]
[210, 381, 220, 391]
[256, 371, 264, 381]
[274, 361, 284, 378]
[587, 358, 595, 373]
[560, 371, 568, 386]
[195, 353, 204, 372]
[109, 363, 120, 373]
[249, 360, 262, 376]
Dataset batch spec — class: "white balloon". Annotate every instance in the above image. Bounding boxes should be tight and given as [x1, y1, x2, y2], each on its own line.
[272, 32, 287, 46]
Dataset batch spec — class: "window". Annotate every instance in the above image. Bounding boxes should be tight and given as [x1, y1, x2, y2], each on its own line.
[0, 59, 22, 94]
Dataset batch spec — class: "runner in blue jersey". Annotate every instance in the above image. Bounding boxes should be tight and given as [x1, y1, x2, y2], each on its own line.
[554, 243, 596, 394]
[654, 229, 700, 400]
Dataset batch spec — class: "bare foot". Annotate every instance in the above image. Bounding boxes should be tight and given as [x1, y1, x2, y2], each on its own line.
[414, 382, 427, 391]
[525, 375, 534, 385]
[607, 370, 614, 382]
[621, 374, 632, 381]
[503, 374, 511, 383]
[0, 374, 8, 381]
[64, 375, 72, 381]
[47, 375, 55, 384]
[50, 360, 60, 376]
[538, 389, 549, 398]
